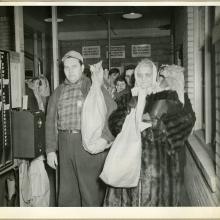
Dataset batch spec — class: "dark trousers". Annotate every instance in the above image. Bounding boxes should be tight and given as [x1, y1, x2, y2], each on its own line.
[58, 132, 107, 207]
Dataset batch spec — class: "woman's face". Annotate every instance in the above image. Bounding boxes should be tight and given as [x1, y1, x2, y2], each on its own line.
[109, 72, 119, 86]
[116, 80, 126, 93]
[125, 69, 134, 85]
[103, 68, 109, 79]
[136, 64, 153, 87]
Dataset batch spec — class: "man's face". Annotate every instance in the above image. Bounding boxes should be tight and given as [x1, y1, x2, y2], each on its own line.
[64, 58, 84, 84]
[125, 69, 134, 85]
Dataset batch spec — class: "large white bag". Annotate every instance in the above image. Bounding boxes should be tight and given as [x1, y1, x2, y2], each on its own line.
[100, 87, 152, 187]
[99, 108, 142, 187]
[81, 61, 111, 154]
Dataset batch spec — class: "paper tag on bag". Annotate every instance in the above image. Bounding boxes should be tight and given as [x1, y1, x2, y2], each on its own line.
[22, 95, 28, 110]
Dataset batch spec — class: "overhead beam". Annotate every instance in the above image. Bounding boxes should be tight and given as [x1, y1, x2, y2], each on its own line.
[58, 28, 170, 41]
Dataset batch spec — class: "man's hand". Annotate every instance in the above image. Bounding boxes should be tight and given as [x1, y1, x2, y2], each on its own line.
[90, 61, 104, 86]
[47, 152, 58, 169]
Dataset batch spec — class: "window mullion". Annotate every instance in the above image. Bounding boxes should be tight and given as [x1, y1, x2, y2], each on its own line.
[193, 7, 203, 130]
[204, 6, 212, 144]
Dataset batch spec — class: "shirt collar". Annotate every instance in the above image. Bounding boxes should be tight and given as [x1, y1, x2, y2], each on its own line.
[64, 78, 82, 88]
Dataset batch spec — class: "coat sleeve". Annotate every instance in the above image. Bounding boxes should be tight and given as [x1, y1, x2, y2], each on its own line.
[101, 86, 117, 142]
[108, 95, 136, 137]
[162, 93, 196, 150]
[81, 75, 91, 97]
[45, 86, 62, 154]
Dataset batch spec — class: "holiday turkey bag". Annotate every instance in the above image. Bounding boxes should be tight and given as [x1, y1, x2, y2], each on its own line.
[81, 61, 110, 154]
[99, 108, 142, 187]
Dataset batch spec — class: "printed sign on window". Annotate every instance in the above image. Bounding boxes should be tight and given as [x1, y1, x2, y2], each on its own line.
[106, 46, 125, 59]
[131, 44, 151, 57]
[82, 46, 100, 59]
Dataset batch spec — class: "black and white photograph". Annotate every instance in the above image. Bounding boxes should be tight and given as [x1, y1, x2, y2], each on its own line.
[0, 2, 220, 219]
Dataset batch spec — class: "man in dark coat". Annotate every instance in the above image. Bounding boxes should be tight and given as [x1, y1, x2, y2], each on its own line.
[45, 50, 116, 206]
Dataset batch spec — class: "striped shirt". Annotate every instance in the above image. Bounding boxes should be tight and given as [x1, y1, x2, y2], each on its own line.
[57, 79, 84, 130]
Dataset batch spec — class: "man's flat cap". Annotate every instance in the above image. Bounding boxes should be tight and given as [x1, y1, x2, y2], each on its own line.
[62, 50, 83, 63]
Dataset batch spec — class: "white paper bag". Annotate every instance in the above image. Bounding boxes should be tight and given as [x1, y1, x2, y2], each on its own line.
[81, 61, 110, 154]
[99, 108, 142, 187]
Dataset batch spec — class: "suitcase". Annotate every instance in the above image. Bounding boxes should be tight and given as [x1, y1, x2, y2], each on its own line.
[12, 111, 45, 159]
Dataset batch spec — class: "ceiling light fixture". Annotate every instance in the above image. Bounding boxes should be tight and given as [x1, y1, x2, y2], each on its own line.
[122, 12, 143, 19]
[44, 18, 64, 22]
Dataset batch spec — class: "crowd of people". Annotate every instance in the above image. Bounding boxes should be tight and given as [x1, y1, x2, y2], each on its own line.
[45, 50, 196, 207]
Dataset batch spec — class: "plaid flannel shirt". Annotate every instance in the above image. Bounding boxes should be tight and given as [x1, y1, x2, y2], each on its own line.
[57, 79, 83, 130]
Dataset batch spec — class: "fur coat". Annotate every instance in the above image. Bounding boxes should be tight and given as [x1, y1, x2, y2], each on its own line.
[104, 90, 196, 206]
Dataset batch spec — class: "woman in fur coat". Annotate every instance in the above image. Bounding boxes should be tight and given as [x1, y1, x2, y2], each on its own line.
[104, 60, 196, 206]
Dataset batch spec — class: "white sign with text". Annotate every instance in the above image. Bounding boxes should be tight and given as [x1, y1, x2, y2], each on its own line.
[106, 45, 125, 59]
[82, 46, 101, 59]
[131, 44, 151, 57]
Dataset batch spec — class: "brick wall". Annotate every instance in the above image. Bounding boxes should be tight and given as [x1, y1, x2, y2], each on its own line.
[184, 7, 195, 111]
[174, 7, 195, 110]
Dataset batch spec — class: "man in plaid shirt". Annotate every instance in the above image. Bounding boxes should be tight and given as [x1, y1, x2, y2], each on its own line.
[45, 50, 116, 206]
